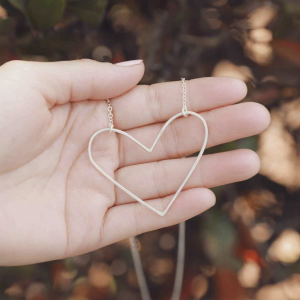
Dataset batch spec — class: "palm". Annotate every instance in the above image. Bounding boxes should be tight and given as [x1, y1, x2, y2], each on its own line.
[0, 96, 120, 265]
[0, 60, 270, 266]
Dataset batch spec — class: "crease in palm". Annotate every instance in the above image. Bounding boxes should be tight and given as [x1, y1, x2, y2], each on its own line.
[0, 60, 270, 266]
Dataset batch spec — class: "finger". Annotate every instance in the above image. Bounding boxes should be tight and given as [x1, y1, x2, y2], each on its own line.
[100, 188, 215, 247]
[111, 77, 247, 130]
[117, 102, 270, 167]
[115, 149, 260, 205]
[0, 59, 144, 108]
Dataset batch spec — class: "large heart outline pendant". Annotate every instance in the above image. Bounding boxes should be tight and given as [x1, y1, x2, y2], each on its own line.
[88, 111, 208, 216]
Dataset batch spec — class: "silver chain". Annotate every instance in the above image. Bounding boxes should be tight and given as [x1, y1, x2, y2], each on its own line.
[128, 79, 187, 300]
[106, 99, 114, 131]
[106, 79, 187, 130]
[181, 78, 188, 117]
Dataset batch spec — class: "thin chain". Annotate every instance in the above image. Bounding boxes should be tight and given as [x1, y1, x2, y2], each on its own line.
[129, 78, 188, 300]
[129, 237, 151, 300]
[171, 222, 185, 300]
[104, 82, 187, 300]
[130, 224, 185, 300]
[181, 78, 188, 117]
[106, 99, 114, 131]
[107, 79, 187, 129]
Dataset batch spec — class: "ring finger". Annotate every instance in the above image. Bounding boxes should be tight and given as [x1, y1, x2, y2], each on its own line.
[114, 149, 260, 205]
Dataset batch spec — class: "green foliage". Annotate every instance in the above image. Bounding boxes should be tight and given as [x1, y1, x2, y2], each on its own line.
[1, 0, 107, 30]
[201, 209, 242, 269]
[27, 0, 65, 29]
[1, 0, 300, 298]
[67, 0, 107, 26]
[8, 0, 24, 12]
[0, 17, 14, 35]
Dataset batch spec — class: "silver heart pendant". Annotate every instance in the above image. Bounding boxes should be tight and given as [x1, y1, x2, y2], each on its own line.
[88, 111, 208, 216]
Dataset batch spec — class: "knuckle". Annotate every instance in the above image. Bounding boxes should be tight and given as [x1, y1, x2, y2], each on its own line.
[152, 161, 167, 198]
[170, 122, 181, 157]
[147, 85, 161, 122]
[117, 135, 126, 168]
[161, 130, 172, 159]
[113, 170, 121, 202]
[133, 204, 144, 235]
[162, 122, 181, 159]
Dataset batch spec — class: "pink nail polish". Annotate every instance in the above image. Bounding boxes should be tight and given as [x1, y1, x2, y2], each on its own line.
[115, 59, 143, 66]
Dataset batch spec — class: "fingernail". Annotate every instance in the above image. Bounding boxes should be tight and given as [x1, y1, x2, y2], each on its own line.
[115, 59, 143, 66]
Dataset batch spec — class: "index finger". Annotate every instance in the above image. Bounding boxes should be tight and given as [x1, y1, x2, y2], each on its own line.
[111, 77, 247, 130]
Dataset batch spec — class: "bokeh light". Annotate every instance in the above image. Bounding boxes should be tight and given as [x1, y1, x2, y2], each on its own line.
[190, 275, 209, 299]
[0, 1, 300, 299]
[268, 229, 300, 264]
[238, 261, 261, 288]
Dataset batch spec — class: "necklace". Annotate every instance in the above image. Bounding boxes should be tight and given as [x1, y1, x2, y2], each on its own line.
[88, 78, 209, 299]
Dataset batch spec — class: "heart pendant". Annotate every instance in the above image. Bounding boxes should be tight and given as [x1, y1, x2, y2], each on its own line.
[88, 111, 208, 216]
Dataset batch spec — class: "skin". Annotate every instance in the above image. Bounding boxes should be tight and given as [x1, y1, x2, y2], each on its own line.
[0, 60, 270, 266]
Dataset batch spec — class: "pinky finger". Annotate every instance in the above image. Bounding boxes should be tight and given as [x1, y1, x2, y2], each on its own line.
[99, 188, 216, 247]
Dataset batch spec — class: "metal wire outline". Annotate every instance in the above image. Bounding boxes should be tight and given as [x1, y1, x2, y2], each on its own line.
[88, 79, 208, 300]
[88, 110, 208, 216]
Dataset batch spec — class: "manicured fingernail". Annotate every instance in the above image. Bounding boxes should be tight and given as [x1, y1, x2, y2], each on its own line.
[115, 59, 143, 66]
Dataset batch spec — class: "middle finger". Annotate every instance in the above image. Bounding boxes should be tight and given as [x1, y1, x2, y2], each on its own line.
[117, 102, 270, 167]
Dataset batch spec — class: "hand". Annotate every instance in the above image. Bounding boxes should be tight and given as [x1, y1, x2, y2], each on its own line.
[0, 60, 270, 265]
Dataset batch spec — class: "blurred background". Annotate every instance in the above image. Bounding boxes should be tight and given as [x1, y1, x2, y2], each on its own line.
[1, 0, 300, 299]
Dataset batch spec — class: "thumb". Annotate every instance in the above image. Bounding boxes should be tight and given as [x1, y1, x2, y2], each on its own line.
[0, 59, 144, 107]
[0, 59, 144, 172]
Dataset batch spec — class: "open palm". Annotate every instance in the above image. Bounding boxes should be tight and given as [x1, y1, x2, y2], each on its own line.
[0, 60, 270, 266]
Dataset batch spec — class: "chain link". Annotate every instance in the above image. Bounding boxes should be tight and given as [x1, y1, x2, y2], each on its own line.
[181, 78, 188, 117]
[106, 99, 114, 131]
[106, 79, 187, 130]
[103, 81, 188, 300]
